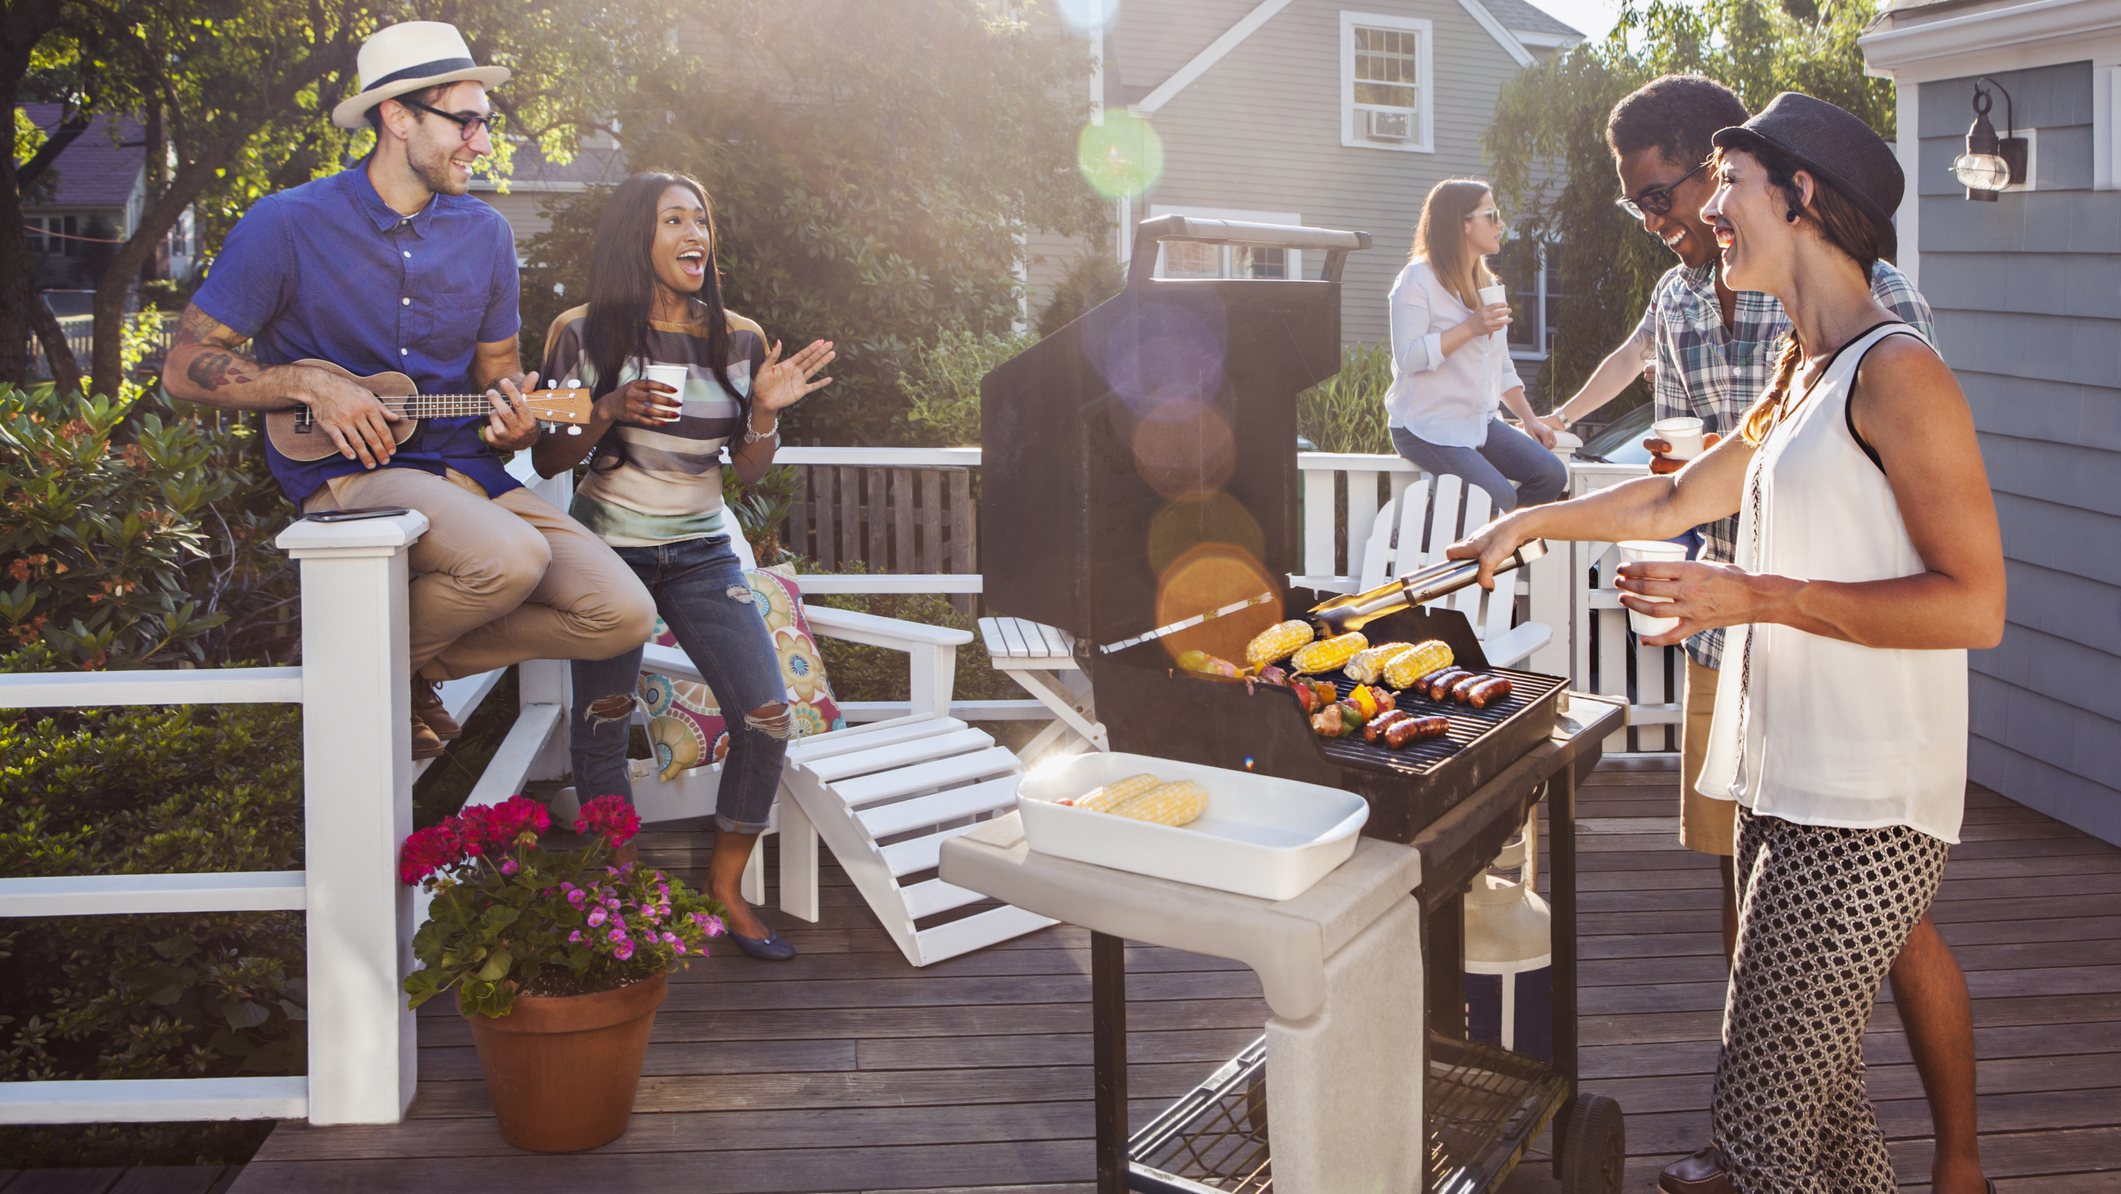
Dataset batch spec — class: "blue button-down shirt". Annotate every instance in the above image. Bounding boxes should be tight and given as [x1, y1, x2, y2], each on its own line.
[193, 163, 522, 505]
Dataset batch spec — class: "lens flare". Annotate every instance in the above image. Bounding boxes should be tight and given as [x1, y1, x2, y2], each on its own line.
[1056, 0, 1121, 34]
[1092, 295, 1226, 422]
[1243, 756, 1256, 771]
[1132, 410, 1236, 501]
[1155, 542, 1280, 666]
[1147, 491, 1265, 577]
[1078, 110, 1164, 199]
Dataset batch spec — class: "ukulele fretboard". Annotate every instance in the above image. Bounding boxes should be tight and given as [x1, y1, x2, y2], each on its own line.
[295, 395, 520, 425]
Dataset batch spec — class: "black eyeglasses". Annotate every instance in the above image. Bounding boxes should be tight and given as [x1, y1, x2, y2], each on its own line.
[1615, 159, 1708, 220]
[399, 99, 501, 142]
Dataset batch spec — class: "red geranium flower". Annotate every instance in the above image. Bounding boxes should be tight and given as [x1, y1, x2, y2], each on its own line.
[574, 794, 641, 848]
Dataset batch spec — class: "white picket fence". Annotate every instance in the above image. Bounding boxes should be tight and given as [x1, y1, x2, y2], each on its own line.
[0, 443, 1677, 1130]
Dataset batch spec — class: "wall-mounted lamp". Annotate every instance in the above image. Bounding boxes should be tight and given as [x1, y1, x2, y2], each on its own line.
[1951, 78, 2027, 201]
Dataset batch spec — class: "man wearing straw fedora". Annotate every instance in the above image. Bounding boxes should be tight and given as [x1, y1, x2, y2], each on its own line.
[166, 22, 654, 759]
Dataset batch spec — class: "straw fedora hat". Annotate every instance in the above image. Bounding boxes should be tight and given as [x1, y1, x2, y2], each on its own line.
[331, 21, 511, 130]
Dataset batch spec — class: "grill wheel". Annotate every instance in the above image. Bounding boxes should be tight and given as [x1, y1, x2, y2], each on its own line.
[1559, 1093, 1627, 1194]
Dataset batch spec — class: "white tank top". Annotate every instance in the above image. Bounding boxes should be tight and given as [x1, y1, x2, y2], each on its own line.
[1695, 323, 1967, 844]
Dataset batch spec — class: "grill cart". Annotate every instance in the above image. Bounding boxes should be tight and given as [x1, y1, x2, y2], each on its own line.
[957, 216, 1630, 1192]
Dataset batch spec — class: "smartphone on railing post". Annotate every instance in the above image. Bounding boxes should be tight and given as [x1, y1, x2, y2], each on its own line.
[302, 506, 412, 523]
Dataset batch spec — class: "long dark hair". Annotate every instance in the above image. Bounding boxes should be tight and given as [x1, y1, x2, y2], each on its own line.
[1411, 178, 1499, 310]
[1719, 142, 1890, 445]
[581, 172, 742, 469]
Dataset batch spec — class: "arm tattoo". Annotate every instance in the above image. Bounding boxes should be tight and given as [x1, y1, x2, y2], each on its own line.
[174, 305, 260, 391]
[186, 351, 255, 391]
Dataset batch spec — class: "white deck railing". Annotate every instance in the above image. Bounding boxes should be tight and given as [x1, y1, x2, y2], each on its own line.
[0, 441, 1680, 1129]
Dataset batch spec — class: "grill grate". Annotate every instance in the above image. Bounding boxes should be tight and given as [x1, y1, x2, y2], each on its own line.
[1127, 1033, 1571, 1194]
[1300, 666, 1568, 777]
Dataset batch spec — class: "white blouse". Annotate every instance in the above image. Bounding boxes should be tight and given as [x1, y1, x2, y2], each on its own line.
[1695, 323, 1968, 844]
[1384, 259, 1523, 448]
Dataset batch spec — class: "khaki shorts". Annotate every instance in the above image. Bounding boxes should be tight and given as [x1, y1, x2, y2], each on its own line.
[1680, 656, 1738, 856]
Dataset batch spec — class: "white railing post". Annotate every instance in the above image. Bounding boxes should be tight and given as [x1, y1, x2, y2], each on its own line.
[276, 511, 431, 1125]
[519, 464, 575, 782]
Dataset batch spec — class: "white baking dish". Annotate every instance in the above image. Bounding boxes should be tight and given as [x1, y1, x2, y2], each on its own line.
[1014, 751, 1370, 901]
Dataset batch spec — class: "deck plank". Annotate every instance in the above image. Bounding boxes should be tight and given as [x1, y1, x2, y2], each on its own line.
[235, 772, 2121, 1192]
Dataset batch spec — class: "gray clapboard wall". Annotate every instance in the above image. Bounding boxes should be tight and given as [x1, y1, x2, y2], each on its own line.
[1917, 61, 2121, 845]
[1101, 0, 1553, 346]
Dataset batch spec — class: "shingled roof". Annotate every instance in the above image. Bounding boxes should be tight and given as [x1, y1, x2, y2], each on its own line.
[1477, 0, 1585, 41]
[18, 103, 147, 210]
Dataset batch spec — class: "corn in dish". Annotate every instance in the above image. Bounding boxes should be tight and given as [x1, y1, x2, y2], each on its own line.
[1344, 642, 1414, 685]
[1108, 780, 1209, 827]
[1291, 631, 1369, 674]
[1245, 620, 1315, 667]
[1074, 773, 1164, 813]
[1382, 639, 1455, 689]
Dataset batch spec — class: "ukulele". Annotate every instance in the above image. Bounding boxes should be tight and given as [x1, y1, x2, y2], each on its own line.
[265, 359, 593, 462]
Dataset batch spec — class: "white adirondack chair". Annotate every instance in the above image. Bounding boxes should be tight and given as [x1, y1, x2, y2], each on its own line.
[569, 533, 1054, 968]
[1297, 473, 1553, 668]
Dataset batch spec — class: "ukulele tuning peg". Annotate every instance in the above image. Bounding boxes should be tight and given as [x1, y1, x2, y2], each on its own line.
[539, 421, 557, 434]
[567, 425, 583, 436]
[564, 378, 580, 389]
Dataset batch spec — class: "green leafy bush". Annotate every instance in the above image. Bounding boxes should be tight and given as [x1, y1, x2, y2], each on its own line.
[893, 328, 1037, 448]
[0, 382, 296, 670]
[1297, 343, 1395, 455]
[1035, 250, 1125, 338]
[0, 702, 307, 1084]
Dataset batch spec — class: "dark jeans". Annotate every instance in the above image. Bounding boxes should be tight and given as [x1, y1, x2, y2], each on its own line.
[569, 535, 789, 834]
[1390, 418, 1568, 514]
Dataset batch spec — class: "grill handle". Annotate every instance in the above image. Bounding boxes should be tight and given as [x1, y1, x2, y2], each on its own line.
[1127, 215, 1372, 288]
[1307, 540, 1549, 635]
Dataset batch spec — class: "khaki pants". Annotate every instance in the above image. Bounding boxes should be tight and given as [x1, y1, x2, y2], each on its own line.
[305, 467, 654, 681]
[1680, 656, 1738, 856]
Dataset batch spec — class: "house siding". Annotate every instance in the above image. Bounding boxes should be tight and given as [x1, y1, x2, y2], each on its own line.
[1116, 0, 1533, 348]
[1916, 61, 2121, 845]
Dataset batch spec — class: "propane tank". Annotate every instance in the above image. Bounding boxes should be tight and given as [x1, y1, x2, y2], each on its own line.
[1464, 814, 1552, 1060]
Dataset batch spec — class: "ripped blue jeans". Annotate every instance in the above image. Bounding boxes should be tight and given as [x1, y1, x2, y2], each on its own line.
[568, 535, 790, 833]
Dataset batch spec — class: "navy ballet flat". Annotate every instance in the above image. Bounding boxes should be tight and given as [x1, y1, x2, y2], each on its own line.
[727, 927, 796, 961]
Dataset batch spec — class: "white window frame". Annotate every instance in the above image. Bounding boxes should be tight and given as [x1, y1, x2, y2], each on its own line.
[1507, 242, 1558, 362]
[1147, 204, 1305, 280]
[1341, 11, 1434, 154]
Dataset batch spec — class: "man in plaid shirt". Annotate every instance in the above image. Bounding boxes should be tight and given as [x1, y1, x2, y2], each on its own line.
[1543, 76, 1983, 1194]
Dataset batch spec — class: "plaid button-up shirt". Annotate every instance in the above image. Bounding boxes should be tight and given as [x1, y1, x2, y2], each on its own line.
[1635, 260, 1934, 669]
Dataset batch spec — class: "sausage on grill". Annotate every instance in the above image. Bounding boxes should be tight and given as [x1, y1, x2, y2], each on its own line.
[1448, 673, 1485, 703]
[1467, 676, 1515, 708]
[1424, 668, 1468, 700]
[1363, 709, 1410, 743]
[1385, 714, 1450, 748]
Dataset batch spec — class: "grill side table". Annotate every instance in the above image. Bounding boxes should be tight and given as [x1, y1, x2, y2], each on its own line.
[942, 819, 1425, 1193]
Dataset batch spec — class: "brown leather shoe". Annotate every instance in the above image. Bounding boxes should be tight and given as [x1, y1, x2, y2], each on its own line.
[1661, 1146, 1735, 1194]
[411, 675, 462, 740]
[410, 715, 446, 760]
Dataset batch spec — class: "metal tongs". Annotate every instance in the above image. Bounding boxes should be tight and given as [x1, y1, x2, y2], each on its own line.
[1308, 540, 1548, 635]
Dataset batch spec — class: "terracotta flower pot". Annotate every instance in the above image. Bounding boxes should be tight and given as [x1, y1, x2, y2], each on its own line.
[460, 969, 669, 1152]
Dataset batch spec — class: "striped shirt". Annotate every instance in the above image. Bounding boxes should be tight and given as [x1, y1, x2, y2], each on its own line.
[541, 305, 768, 546]
[1633, 261, 1934, 669]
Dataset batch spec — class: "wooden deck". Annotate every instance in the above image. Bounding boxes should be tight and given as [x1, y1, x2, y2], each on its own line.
[227, 760, 2121, 1193]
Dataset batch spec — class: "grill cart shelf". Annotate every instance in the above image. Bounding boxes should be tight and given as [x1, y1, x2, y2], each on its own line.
[941, 693, 1626, 1194]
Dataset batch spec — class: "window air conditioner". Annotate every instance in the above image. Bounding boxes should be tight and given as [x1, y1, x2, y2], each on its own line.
[1365, 109, 1414, 142]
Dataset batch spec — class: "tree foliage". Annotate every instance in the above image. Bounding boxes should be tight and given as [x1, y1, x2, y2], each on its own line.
[1484, 0, 1892, 407]
[520, 0, 1107, 446]
[3, 0, 687, 399]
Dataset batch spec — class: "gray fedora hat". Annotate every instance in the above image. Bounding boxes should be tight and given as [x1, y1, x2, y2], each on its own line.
[1712, 92, 1902, 261]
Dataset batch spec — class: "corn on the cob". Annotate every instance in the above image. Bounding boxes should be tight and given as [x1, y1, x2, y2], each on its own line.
[1074, 773, 1164, 813]
[1245, 620, 1315, 667]
[1382, 639, 1455, 689]
[1109, 779, 1208, 827]
[1344, 642, 1414, 685]
[1291, 631, 1368, 674]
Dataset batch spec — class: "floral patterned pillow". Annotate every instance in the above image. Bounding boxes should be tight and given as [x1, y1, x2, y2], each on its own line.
[636, 569, 847, 781]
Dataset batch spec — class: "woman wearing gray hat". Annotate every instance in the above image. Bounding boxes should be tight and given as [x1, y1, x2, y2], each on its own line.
[1453, 92, 2003, 1194]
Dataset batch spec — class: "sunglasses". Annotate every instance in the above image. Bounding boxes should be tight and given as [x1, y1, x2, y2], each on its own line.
[1464, 207, 1504, 226]
[1615, 159, 1708, 220]
[400, 99, 502, 142]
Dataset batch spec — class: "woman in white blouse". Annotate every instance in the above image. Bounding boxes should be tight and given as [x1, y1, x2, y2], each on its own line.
[1385, 179, 1567, 512]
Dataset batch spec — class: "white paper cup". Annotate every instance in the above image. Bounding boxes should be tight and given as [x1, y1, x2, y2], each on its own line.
[1616, 539, 1689, 637]
[639, 364, 688, 423]
[1478, 283, 1509, 307]
[1653, 415, 1706, 461]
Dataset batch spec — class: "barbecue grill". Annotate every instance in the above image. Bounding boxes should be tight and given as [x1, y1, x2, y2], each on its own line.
[975, 215, 1627, 1193]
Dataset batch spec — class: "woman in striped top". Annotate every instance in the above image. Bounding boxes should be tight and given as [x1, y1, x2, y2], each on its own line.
[534, 171, 834, 960]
